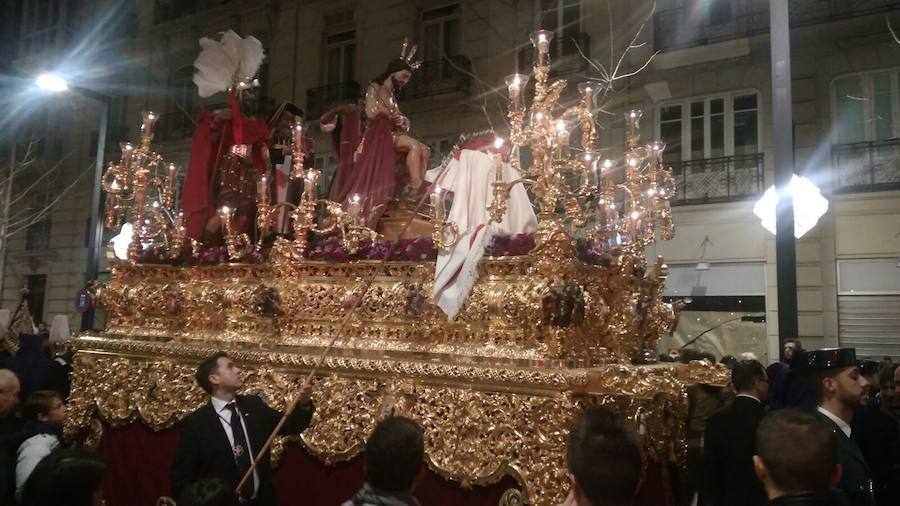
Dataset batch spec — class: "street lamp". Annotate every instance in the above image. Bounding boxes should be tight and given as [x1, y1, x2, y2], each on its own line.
[34, 72, 110, 331]
[35, 73, 69, 92]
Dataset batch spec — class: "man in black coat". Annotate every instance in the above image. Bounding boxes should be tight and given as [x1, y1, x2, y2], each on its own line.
[795, 348, 876, 506]
[702, 359, 769, 506]
[0, 369, 22, 505]
[170, 351, 315, 505]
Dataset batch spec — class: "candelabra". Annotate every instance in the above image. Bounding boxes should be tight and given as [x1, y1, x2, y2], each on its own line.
[491, 29, 676, 270]
[254, 122, 378, 260]
[429, 185, 459, 251]
[101, 111, 197, 262]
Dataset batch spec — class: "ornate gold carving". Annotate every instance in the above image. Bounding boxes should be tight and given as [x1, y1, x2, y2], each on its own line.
[97, 254, 675, 366]
[499, 489, 526, 506]
[67, 349, 699, 506]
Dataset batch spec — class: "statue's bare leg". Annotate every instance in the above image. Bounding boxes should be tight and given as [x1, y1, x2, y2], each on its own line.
[395, 135, 427, 191]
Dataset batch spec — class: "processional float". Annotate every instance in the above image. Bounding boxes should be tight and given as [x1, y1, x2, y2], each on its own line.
[68, 29, 726, 505]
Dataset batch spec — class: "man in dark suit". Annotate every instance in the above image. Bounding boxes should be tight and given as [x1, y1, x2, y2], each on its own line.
[170, 351, 314, 505]
[702, 359, 769, 506]
[796, 348, 876, 506]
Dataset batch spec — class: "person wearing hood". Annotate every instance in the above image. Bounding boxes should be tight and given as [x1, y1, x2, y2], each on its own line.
[15, 390, 66, 501]
[5, 334, 53, 401]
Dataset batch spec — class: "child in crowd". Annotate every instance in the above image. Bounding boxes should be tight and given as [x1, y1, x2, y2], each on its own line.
[15, 390, 66, 500]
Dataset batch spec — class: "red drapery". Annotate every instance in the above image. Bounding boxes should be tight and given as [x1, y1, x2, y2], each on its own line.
[94, 421, 672, 506]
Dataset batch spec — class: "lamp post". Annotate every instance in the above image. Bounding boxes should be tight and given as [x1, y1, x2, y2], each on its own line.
[769, 0, 799, 352]
[35, 73, 111, 331]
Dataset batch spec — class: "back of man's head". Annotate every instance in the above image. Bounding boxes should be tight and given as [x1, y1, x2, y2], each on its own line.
[365, 416, 424, 493]
[567, 407, 641, 506]
[754, 409, 838, 496]
[732, 360, 766, 393]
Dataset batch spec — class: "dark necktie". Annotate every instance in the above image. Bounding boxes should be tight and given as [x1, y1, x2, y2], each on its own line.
[226, 402, 254, 500]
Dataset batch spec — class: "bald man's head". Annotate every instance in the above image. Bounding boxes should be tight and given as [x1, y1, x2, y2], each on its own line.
[0, 369, 20, 417]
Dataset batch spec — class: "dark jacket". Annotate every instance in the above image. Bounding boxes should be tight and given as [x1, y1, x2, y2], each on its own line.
[816, 412, 876, 506]
[767, 490, 848, 506]
[702, 395, 768, 506]
[170, 394, 314, 505]
[852, 403, 900, 505]
[341, 483, 421, 506]
[0, 413, 24, 506]
[5, 334, 52, 400]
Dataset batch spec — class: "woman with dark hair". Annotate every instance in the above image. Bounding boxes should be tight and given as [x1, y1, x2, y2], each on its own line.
[19, 448, 106, 506]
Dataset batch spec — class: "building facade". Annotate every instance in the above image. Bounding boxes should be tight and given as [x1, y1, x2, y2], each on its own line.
[3, 0, 899, 361]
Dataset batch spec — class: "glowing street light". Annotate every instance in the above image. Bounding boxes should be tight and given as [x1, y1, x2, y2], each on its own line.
[753, 174, 828, 239]
[35, 73, 69, 92]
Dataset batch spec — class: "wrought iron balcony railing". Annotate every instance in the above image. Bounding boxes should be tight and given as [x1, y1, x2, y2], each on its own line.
[654, 0, 900, 52]
[306, 81, 360, 120]
[669, 153, 764, 205]
[400, 55, 472, 100]
[155, 103, 226, 142]
[832, 138, 900, 193]
[156, 110, 196, 142]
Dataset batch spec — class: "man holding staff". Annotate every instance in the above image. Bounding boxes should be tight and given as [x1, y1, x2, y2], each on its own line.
[170, 352, 314, 505]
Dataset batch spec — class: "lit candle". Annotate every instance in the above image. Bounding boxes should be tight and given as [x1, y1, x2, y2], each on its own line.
[140, 111, 158, 141]
[505, 74, 527, 111]
[530, 30, 554, 66]
[292, 121, 304, 151]
[120, 142, 134, 171]
[166, 163, 177, 203]
[303, 170, 317, 201]
[257, 175, 268, 204]
[431, 186, 445, 222]
[578, 82, 595, 107]
[348, 193, 362, 220]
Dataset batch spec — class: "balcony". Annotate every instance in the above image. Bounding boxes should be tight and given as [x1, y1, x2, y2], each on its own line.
[832, 138, 900, 193]
[156, 110, 198, 142]
[669, 153, 764, 205]
[400, 56, 472, 100]
[306, 81, 360, 120]
[653, 0, 900, 52]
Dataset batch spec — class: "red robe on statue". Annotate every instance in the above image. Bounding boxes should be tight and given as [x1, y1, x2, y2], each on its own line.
[328, 113, 396, 228]
[181, 94, 271, 240]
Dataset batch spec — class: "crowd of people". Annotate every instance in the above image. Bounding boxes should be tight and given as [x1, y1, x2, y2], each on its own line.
[1, 338, 898, 506]
[674, 340, 900, 506]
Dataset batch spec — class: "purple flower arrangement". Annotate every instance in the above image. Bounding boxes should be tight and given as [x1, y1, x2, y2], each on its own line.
[134, 233, 550, 266]
[484, 233, 535, 257]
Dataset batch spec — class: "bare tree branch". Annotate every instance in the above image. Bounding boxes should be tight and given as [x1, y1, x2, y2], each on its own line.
[8, 152, 75, 207]
[889, 17, 900, 46]
[5, 160, 93, 237]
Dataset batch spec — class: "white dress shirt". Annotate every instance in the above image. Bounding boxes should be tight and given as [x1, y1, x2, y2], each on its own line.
[735, 393, 761, 403]
[817, 406, 852, 438]
[211, 396, 260, 497]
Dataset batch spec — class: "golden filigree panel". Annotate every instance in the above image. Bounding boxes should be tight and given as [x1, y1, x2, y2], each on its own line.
[65, 345, 709, 506]
[96, 256, 676, 366]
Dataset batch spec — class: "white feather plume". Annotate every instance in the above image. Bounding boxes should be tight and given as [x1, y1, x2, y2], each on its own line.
[193, 30, 265, 98]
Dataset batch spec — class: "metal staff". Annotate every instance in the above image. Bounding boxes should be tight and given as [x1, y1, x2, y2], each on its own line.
[235, 163, 457, 496]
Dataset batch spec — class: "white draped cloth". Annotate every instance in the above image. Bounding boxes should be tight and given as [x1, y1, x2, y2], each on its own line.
[426, 149, 537, 319]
